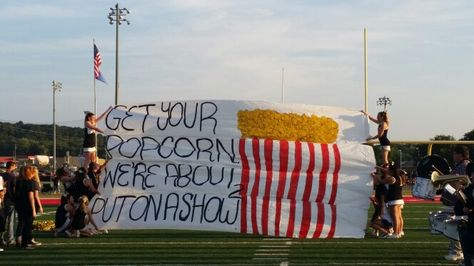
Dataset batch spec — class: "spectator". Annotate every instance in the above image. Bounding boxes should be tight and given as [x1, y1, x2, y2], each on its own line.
[0, 180, 5, 252]
[54, 194, 75, 237]
[14, 166, 39, 250]
[83, 107, 111, 169]
[1, 161, 17, 246]
[32, 168, 44, 216]
[71, 195, 100, 237]
[361, 110, 390, 165]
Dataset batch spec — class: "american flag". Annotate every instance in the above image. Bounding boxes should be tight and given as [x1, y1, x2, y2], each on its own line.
[94, 44, 107, 84]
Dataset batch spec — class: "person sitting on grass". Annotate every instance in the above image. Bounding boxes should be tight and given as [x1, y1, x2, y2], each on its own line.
[54, 194, 75, 237]
[70, 196, 101, 237]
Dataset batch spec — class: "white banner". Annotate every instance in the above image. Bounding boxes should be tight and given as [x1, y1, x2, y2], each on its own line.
[91, 100, 375, 238]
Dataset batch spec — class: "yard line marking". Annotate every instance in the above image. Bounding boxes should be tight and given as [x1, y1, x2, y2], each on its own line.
[254, 253, 290, 256]
[253, 238, 291, 266]
[292, 262, 455, 266]
[43, 240, 449, 246]
[255, 249, 290, 252]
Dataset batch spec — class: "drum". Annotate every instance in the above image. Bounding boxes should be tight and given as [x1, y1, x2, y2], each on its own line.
[416, 155, 451, 178]
[442, 218, 460, 241]
[428, 211, 442, 234]
[429, 211, 453, 234]
[412, 177, 436, 199]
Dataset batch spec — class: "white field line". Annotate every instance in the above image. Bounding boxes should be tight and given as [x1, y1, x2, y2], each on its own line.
[252, 238, 291, 263]
[43, 241, 448, 246]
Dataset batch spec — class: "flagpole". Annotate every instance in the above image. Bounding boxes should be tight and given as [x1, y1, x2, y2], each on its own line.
[281, 67, 285, 104]
[364, 28, 368, 113]
[93, 39, 98, 155]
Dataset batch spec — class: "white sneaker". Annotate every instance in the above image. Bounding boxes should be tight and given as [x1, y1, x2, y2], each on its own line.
[0, 248, 3, 252]
[444, 253, 463, 261]
[385, 233, 400, 239]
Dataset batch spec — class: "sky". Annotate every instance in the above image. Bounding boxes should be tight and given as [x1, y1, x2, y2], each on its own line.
[1, 0, 474, 140]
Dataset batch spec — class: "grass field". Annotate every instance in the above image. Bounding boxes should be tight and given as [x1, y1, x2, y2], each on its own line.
[1, 203, 457, 265]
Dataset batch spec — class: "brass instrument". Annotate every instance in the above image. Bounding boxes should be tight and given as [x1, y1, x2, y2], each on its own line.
[430, 171, 471, 191]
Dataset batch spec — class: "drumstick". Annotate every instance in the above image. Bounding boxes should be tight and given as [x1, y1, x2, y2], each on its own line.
[431, 165, 444, 175]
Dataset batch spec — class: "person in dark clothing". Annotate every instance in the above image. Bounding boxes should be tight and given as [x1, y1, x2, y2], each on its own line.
[445, 145, 470, 262]
[370, 166, 388, 236]
[362, 111, 390, 165]
[69, 168, 99, 202]
[0, 181, 5, 252]
[14, 166, 38, 250]
[54, 194, 75, 237]
[1, 161, 17, 246]
[87, 160, 109, 190]
[454, 162, 474, 266]
[372, 164, 405, 238]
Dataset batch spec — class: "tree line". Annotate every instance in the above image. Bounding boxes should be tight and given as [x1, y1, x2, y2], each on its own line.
[1, 120, 473, 167]
[0, 121, 105, 158]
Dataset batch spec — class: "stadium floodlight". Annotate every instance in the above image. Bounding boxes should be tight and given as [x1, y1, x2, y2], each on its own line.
[108, 3, 130, 105]
[52, 80, 62, 178]
[377, 96, 392, 111]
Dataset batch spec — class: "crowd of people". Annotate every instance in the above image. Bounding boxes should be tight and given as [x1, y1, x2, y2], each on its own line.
[0, 159, 107, 251]
[0, 110, 109, 252]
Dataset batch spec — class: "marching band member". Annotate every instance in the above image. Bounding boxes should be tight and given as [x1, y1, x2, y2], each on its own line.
[454, 162, 474, 266]
[445, 146, 470, 262]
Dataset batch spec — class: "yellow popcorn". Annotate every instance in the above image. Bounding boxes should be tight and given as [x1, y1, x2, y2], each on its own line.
[237, 109, 339, 143]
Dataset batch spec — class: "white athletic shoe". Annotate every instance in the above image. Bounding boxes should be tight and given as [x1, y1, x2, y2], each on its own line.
[444, 253, 463, 261]
[385, 233, 400, 239]
[0, 248, 3, 252]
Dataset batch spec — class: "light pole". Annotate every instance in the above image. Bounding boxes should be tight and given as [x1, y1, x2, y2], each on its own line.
[399, 149, 403, 167]
[52, 80, 62, 177]
[108, 3, 130, 105]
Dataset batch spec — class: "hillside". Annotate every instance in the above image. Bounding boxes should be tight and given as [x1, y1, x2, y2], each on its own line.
[0, 121, 105, 158]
